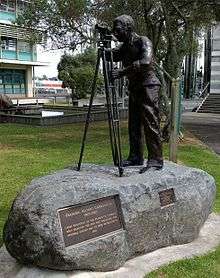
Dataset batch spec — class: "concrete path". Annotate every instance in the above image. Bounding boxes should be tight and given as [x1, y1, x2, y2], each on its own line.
[182, 112, 220, 155]
[1, 213, 220, 278]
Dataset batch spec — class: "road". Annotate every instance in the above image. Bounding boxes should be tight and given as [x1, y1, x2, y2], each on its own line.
[182, 112, 220, 155]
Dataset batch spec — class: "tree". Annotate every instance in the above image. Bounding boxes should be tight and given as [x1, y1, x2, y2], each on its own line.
[93, 0, 220, 78]
[17, 1, 220, 77]
[16, 0, 93, 50]
[58, 48, 103, 99]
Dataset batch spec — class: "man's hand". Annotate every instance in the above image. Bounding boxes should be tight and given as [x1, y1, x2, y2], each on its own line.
[111, 69, 124, 80]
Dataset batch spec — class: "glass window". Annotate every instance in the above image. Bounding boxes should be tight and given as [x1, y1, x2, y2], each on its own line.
[13, 73, 24, 84]
[1, 37, 7, 50]
[1, 36, 17, 51]
[8, 38, 16, 50]
[4, 73, 12, 84]
[5, 84, 13, 94]
[0, 0, 15, 12]
[212, 57, 220, 62]
[17, 40, 31, 52]
[0, 69, 26, 94]
[0, 0, 8, 11]
[0, 84, 4, 93]
[8, 0, 15, 12]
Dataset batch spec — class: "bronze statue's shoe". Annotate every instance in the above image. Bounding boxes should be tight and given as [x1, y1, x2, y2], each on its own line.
[139, 164, 163, 174]
[122, 159, 144, 167]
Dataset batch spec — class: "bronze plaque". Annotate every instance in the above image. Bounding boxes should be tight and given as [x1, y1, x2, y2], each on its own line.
[57, 195, 124, 247]
[159, 188, 176, 207]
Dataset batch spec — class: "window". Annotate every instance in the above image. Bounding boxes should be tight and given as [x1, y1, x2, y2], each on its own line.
[0, 84, 4, 93]
[13, 73, 25, 84]
[17, 0, 30, 13]
[212, 57, 220, 63]
[7, 38, 16, 50]
[1, 37, 17, 51]
[4, 72, 12, 84]
[17, 40, 31, 52]
[8, 0, 15, 12]
[0, 0, 15, 12]
[0, 69, 26, 94]
[0, 0, 8, 11]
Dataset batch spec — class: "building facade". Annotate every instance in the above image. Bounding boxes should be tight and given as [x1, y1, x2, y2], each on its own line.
[0, 0, 47, 98]
[210, 23, 220, 94]
[35, 79, 71, 95]
[196, 24, 220, 113]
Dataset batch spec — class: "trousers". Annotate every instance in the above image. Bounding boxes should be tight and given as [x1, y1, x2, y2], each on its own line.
[127, 84, 163, 166]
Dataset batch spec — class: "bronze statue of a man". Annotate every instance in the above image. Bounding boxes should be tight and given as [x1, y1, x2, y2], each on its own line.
[110, 15, 163, 173]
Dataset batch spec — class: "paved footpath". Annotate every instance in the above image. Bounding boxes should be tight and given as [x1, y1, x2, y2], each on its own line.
[182, 112, 220, 155]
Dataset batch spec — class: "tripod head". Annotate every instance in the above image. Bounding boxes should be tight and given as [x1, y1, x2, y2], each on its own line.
[95, 24, 113, 48]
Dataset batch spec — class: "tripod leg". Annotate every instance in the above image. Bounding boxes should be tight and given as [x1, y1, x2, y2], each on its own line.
[109, 53, 124, 176]
[102, 51, 124, 176]
[112, 85, 123, 175]
[101, 52, 117, 165]
[77, 50, 101, 171]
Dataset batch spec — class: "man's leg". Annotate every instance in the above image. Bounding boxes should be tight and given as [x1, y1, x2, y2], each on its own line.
[123, 90, 144, 166]
[140, 85, 163, 172]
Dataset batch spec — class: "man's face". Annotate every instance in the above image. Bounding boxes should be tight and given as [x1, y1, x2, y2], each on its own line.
[112, 21, 129, 42]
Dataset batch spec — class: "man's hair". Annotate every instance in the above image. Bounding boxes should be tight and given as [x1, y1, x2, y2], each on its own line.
[113, 15, 135, 32]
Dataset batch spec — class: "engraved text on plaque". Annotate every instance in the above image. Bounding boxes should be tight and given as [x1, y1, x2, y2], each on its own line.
[58, 195, 124, 247]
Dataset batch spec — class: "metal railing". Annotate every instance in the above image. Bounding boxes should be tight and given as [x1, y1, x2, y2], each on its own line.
[198, 82, 210, 99]
[154, 62, 181, 163]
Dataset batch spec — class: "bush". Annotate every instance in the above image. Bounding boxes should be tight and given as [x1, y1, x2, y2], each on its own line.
[58, 48, 104, 99]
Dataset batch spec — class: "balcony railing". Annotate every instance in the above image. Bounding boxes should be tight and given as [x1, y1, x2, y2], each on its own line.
[0, 1, 31, 19]
[0, 10, 16, 22]
[0, 48, 36, 62]
[0, 22, 44, 43]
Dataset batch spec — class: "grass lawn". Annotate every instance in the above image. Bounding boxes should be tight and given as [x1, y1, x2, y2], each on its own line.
[0, 122, 220, 276]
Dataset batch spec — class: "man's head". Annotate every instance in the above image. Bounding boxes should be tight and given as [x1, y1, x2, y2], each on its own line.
[112, 15, 135, 42]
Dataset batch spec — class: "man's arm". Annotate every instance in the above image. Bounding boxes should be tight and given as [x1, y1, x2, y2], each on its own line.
[139, 37, 153, 65]
[105, 44, 123, 62]
[112, 37, 153, 79]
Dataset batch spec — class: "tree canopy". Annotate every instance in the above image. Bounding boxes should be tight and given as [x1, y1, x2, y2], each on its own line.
[17, 0, 92, 50]
[93, 0, 220, 77]
[18, 0, 220, 77]
[58, 48, 103, 99]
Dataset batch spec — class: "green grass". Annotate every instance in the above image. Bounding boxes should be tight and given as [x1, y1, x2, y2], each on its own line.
[178, 144, 220, 212]
[0, 121, 129, 245]
[146, 245, 220, 278]
[0, 122, 220, 276]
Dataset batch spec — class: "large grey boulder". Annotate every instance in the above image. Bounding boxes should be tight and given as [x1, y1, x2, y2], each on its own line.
[3, 162, 216, 272]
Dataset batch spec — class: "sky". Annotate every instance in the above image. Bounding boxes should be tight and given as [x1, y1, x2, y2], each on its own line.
[34, 46, 65, 78]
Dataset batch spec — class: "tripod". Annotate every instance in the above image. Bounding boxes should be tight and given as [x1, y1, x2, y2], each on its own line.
[77, 37, 124, 177]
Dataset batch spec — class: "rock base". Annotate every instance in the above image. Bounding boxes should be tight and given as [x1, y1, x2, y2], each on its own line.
[1, 214, 220, 278]
[3, 162, 216, 271]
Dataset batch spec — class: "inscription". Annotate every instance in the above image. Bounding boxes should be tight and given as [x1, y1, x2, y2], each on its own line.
[58, 195, 124, 247]
[159, 188, 176, 207]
